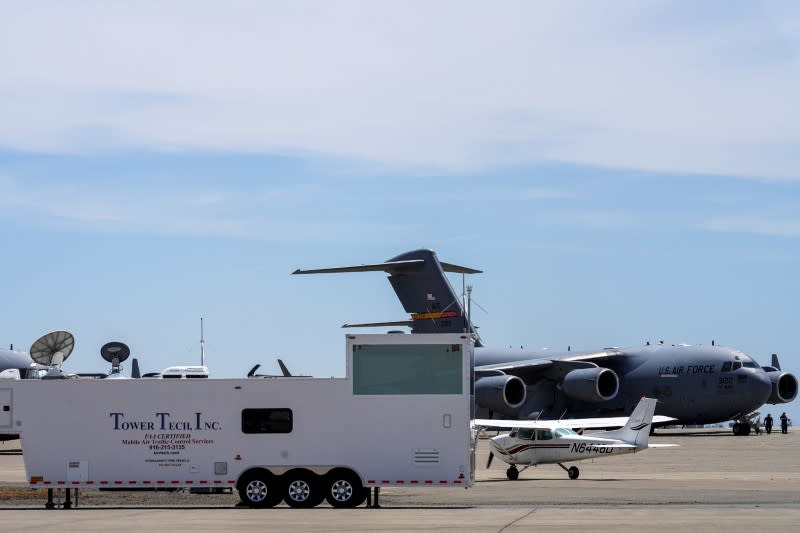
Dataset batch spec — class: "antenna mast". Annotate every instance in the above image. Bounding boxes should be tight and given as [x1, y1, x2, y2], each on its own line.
[466, 284, 472, 328]
[200, 317, 205, 367]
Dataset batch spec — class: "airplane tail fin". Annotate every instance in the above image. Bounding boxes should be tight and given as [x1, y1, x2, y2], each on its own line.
[595, 397, 657, 448]
[293, 249, 482, 342]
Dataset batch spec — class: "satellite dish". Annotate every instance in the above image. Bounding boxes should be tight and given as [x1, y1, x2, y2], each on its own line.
[100, 342, 130, 364]
[101, 341, 130, 376]
[29, 331, 75, 366]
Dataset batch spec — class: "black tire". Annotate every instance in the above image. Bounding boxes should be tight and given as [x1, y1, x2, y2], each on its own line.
[325, 470, 366, 508]
[732, 423, 741, 436]
[568, 466, 580, 480]
[283, 469, 323, 508]
[742, 424, 751, 436]
[506, 466, 519, 481]
[238, 470, 282, 508]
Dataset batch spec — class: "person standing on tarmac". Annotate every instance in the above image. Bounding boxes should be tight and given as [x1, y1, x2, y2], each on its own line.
[780, 412, 789, 434]
[765, 413, 773, 435]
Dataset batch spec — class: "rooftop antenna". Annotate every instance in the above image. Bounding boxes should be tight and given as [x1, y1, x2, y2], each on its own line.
[466, 284, 473, 329]
[30, 331, 75, 379]
[200, 317, 205, 367]
[101, 341, 130, 377]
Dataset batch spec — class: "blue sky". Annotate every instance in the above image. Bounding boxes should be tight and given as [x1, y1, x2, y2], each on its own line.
[1, 2, 799, 421]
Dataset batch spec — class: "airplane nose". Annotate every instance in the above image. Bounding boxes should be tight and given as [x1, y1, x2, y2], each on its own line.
[752, 372, 772, 405]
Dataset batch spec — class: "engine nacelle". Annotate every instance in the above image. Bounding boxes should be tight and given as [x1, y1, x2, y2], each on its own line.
[766, 371, 798, 404]
[561, 367, 619, 403]
[475, 375, 527, 416]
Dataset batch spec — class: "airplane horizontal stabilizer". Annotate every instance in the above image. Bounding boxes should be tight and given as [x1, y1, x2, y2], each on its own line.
[342, 320, 414, 328]
[292, 259, 425, 275]
[438, 261, 483, 274]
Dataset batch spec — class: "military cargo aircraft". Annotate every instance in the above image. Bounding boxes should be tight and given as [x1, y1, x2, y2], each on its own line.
[293, 249, 798, 435]
[476, 397, 677, 480]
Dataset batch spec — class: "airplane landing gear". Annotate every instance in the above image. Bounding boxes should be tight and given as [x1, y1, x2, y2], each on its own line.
[557, 463, 580, 479]
[732, 422, 752, 436]
[506, 466, 519, 481]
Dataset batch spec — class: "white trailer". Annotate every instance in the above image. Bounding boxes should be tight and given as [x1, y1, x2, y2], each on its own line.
[2, 334, 474, 508]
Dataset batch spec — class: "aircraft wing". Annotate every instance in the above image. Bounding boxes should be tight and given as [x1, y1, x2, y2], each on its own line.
[475, 350, 626, 382]
[475, 357, 599, 382]
[475, 358, 555, 379]
[474, 415, 676, 430]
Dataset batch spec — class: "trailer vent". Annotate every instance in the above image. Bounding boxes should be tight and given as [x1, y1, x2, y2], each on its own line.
[413, 449, 440, 465]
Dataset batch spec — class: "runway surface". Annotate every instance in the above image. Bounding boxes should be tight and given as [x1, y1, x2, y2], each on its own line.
[1, 429, 799, 531]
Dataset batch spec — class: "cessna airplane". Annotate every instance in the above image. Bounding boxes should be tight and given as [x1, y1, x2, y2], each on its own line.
[476, 397, 677, 480]
[293, 249, 798, 435]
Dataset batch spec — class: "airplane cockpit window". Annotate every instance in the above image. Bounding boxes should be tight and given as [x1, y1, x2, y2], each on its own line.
[742, 361, 759, 369]
[554, 428, 577, 438]
[536, 429, 553, 440]
[732, 361, 743, 370]
[721, 362, 732, 372]
[517, 428, 535, 440]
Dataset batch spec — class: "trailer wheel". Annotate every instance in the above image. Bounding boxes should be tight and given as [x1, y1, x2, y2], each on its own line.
[238, 470, 282, 508]
[325, 469, 367, 508]
[283, 469, 323, 508]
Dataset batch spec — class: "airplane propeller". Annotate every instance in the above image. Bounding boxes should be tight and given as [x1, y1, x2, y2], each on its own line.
[487, 451, 494, 469]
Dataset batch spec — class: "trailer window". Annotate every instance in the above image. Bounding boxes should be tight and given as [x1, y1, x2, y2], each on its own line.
[352, 343, 463, 395]
[241, 408, 293, 434]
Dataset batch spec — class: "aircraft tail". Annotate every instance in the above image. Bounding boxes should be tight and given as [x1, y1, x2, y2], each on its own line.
[293, 249, 482, 342]
[595, 397, 657, 448]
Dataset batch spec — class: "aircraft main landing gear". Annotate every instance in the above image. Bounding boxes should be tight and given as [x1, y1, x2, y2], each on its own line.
[732, 422, 752, 436]
[557, 463, 580, 479]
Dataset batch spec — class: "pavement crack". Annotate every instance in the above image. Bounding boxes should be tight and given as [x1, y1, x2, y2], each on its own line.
[497, 507, 536, 532]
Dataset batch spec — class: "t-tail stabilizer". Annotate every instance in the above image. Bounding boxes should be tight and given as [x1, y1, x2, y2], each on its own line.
[293, 249, 482, 343]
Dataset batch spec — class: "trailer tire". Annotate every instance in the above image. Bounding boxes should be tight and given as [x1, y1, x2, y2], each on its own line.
[325, 469, 367, 508]
[238, 470, 282, 508]
[283, 469, 323, 508]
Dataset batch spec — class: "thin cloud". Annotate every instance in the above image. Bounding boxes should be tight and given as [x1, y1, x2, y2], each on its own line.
[703, 215, 800, 238]
[0, 2, 799, 178]
[0, 177, 421, 242]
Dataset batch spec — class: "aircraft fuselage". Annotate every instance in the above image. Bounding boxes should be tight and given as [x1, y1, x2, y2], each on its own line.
[476, 343, 773, 424]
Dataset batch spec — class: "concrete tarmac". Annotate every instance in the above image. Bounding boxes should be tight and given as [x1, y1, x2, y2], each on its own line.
[1, 429, 799, 531]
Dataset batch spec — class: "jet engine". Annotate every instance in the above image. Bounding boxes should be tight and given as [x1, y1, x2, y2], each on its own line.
[475, 375, 527, 416]
[561, 367, 619, 403]
[765, 370, 798, 404]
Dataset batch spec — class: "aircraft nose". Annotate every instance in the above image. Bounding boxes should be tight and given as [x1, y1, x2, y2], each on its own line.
[752, 372, 773, 405]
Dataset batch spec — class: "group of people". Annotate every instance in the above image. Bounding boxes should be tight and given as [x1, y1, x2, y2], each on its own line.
[764, 412, 789, 434]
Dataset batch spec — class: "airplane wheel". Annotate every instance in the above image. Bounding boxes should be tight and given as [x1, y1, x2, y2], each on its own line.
[742, 424, 751, 436]
[568, 466, 580, 480]
[506, 466, 519, 481]
[238, 470, 283, 508]
[284, 469, 323, 508]
[732, 423, 741, 436]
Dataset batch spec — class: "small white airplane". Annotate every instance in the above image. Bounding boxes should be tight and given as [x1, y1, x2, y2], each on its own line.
[475, 397, 677, 480]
